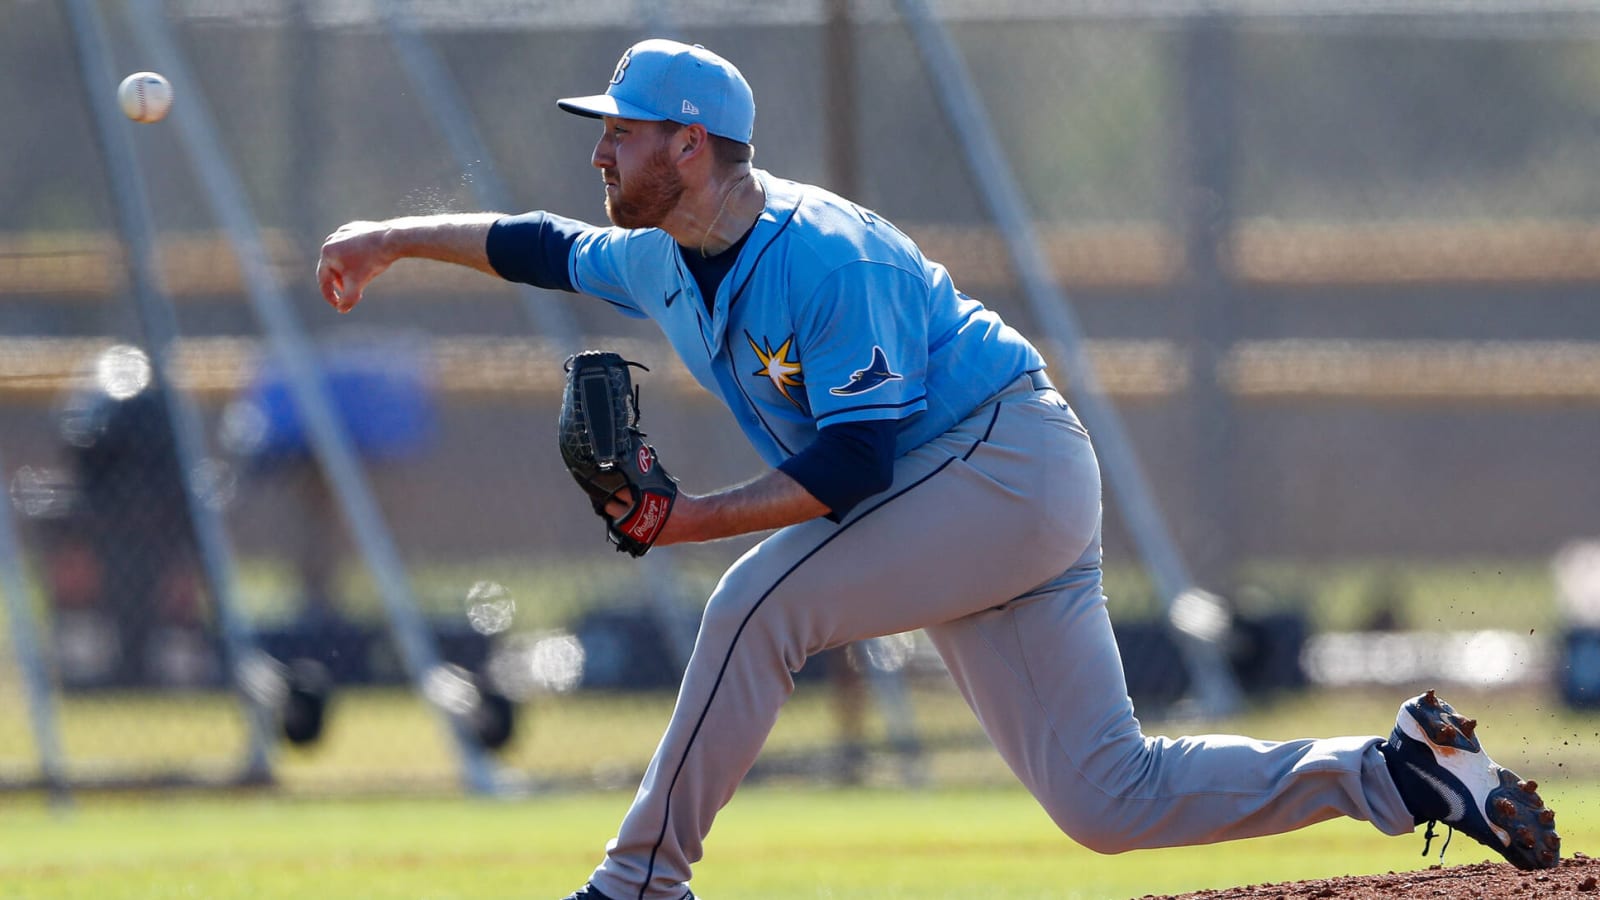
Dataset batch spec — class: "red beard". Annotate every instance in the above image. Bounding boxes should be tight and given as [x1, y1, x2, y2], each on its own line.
[605, 144, 683, 229]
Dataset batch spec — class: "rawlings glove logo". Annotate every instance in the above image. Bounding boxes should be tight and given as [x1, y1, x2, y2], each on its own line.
[623, 492, 671, 542]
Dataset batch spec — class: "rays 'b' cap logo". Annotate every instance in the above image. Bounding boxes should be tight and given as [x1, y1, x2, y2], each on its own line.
[558, 39, 755, 143]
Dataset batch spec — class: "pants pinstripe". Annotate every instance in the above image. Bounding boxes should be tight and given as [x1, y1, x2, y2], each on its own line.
[591, 375, 1412, 900]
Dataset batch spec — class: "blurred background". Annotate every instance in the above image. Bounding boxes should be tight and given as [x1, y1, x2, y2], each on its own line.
[2, 0, 1599, 798]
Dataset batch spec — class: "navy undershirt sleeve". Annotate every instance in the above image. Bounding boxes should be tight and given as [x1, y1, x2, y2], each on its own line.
[485, 211, 592, 292]
[778, 418, 898, 522]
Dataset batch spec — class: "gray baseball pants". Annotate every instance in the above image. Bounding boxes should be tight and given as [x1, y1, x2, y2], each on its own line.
[590, 373, 1415, 900]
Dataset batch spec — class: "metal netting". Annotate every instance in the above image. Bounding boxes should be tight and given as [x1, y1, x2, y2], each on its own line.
[1, 0, 1597, 794]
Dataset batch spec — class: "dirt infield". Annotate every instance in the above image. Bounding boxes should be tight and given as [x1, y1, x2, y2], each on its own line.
[1143, 854, 1599, 899]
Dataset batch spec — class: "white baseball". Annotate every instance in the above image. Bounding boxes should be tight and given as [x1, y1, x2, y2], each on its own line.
[117, 71, 173, 124]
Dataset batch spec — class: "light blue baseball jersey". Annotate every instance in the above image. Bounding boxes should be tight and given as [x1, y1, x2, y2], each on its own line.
[560, 171, 1045, 467]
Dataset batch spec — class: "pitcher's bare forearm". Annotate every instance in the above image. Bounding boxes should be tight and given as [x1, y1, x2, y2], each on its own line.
[608, 468, 831, 546]
[317, 213, 504, 312]
[674, 469, 831, 543]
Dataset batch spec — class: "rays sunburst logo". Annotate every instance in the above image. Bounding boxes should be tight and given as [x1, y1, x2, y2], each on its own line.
[747, 332, 805, 410]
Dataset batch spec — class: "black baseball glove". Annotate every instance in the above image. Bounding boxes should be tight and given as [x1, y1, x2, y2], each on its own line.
[558, 351, 679, 557]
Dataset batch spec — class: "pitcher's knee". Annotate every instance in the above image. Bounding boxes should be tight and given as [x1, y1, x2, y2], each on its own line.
[1042, 803, 1135, 854]
[696, 586, 811, 675]
[697, 589, 750, 642]
[1066, 827, 1144, 856]
[1046, 807, 1155, 855]
[1035, 756, 1167, 855]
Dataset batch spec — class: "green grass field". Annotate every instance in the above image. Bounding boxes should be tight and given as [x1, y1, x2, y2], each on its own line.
[0, 557, 1589, 897]
[0, 685, 1593, 899]
[1, 781, 1595, 899]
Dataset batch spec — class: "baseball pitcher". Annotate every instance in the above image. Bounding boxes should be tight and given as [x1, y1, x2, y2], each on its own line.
[317, 39, 1559, 900]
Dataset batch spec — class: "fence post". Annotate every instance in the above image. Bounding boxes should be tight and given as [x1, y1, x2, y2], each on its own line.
[896, 0, 1244, 717]
[1177, 12, 1241, 595]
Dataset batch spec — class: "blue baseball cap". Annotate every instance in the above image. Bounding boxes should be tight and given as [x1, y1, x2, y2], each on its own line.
[558, 39, 755, 143]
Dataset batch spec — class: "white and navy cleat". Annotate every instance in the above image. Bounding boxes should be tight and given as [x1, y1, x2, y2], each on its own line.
[1382, 689, 1560, 870]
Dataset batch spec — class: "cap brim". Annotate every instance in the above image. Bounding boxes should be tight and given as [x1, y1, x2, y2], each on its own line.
[557, 93, 667, 123]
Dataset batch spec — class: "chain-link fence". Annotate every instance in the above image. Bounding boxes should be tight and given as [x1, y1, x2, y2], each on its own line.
[2, 0, 1599, 794]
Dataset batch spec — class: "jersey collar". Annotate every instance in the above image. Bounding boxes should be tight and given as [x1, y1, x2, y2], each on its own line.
[702, 169, 802, 353]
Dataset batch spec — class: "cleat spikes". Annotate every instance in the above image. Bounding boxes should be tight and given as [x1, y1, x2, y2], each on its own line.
[1388, 692, 1560, 871]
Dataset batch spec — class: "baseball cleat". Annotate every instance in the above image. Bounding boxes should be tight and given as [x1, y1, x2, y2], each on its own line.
[1383, 689, 1560, 870]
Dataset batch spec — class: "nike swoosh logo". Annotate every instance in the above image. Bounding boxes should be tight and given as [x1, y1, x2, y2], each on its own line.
[1407, 761, 1468, 825]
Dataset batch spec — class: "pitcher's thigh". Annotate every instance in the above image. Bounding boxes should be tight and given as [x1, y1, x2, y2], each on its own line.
[699, 456, 1092, 665]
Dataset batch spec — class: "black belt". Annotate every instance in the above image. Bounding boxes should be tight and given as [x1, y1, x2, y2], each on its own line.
[1026, 369, 1055, 392]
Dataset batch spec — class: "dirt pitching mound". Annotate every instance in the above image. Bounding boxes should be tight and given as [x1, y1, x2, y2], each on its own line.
[1141, 853, 1599, 899]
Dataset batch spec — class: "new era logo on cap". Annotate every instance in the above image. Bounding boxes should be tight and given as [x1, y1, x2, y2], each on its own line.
[557, 39, 755, 143]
